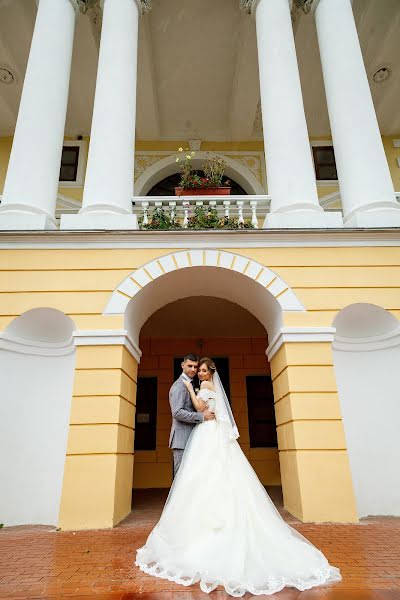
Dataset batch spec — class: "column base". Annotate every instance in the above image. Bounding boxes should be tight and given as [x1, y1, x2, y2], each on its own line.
[263, 210, 343, 229]
[344, 209, 400, 228]
[60, 212, 138, 230]
[0, 213, 58, 231]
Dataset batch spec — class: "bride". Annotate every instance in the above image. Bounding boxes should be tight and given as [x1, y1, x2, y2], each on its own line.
[135, 357, 341, 597]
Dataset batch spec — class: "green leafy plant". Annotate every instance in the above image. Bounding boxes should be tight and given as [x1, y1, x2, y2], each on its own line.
[187, 205, 220, 229]
[203, 154, 228, 188]
[187, 206, 255, 230]
[139, 205, 255, 231]
[139, 207, 181, 230]
[175, 148, 230, 190]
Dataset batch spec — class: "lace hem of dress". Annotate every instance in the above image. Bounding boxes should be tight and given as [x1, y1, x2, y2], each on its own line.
[135, 549, 342, 597]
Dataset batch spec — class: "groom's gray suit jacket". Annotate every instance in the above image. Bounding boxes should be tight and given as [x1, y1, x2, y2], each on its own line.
[169, 375, 204, 449]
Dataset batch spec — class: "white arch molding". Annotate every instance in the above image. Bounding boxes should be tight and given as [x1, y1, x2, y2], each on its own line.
[104, 250, 305, 345]
[134, 152, 266, 196]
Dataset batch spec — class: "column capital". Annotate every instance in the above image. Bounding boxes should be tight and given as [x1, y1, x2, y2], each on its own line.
[294, 0, 320, 14]
[239, 0, 257, 14]
[135, 0, 153, 14]
[239, 0, 319, 16]
[74, 0, 93, 14]
[94, 0, 153, 14]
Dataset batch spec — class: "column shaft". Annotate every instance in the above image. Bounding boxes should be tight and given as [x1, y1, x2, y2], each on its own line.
[0, 0, 77, 231]
[314, 0, 400, 227]
[254, 0, 342, 228]
[61, 0, 139, 230]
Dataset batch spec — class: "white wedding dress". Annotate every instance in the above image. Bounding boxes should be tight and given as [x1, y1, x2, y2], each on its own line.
[135, 383, 341, 597]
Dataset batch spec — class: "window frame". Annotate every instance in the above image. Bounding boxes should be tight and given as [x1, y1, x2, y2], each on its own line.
[310, 140, 338, 185]
[59, 140, 87, 188]
[246, 374, 277, 449]
[134, 376, 158, 452]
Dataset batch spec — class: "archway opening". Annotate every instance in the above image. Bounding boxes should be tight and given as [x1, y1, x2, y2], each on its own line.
[0, 308, 76, 526]
[332, 303, 400, 517]
[120, 258, 299, 517]
[133, 296, 280, 492]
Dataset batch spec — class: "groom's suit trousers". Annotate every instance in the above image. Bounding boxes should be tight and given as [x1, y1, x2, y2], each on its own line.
[172, 449, 184, 477]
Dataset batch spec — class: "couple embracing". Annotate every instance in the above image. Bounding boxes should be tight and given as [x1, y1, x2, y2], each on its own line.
[136, 354, 341, 597]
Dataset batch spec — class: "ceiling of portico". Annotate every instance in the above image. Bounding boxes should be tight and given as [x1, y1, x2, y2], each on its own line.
[0, 0, 399, 140]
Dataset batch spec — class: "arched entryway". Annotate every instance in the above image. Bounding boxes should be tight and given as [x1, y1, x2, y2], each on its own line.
[332, 303, 400, 517]
[58, 250, 358, 529]
[107, 250, 303, 522]
[0, 308, 76, 526]
[133, 296, 280, 492]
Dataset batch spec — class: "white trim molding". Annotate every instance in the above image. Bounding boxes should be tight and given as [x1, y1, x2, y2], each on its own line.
[333, 327, 400, 353]
[73, 329, 142, 363]
[0, 331, 75, 357]
[266, 326, 336, 360]
[1, 229, 400, 249]
[104, 250, 305, 316]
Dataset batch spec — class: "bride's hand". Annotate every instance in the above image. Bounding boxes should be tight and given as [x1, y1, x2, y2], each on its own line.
[183, 380, 192, 390]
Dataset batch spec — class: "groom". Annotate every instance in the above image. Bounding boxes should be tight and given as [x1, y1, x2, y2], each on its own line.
[169, 353, 215, 477]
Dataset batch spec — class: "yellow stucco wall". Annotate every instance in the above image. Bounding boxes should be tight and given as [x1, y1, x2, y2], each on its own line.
[0, 243, 399, 527]
[1, 246, 399, 331]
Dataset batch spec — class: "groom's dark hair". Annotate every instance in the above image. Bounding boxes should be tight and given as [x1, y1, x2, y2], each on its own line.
[183, 353, 199, 363]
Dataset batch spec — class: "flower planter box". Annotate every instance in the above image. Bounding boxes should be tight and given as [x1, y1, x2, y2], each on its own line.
[175, 187, 231, 196]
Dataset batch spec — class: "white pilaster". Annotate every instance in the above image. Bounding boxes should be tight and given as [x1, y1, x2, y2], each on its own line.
[61, 0, 140, 230]
[314, 0, 400, 227]
[0, 0, 78, 231]
[253, 0, 342, 228]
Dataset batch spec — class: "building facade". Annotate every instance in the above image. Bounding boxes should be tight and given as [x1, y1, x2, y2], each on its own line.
[0, 0, 399, 530]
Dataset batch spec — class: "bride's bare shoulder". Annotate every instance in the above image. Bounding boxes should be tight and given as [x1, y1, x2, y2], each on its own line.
[200, 381, 215, 391]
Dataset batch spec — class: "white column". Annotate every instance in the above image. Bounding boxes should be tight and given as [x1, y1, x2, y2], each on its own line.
[0, 0, 78, 231]
[61, 0, 140, 230]
[253, 0, 342, 228]
[314, 0, 400, 227]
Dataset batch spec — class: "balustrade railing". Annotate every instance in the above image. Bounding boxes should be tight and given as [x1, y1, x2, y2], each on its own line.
[132, 195, 272, 229]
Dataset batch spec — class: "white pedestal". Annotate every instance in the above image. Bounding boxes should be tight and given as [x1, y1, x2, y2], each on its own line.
[344, 209, 400, 228]
[264, 210, 343, 229]
[0, 213, 58, 231]
[60, 213, 138, 230]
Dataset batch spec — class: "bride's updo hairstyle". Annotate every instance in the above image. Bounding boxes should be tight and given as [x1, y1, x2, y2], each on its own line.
[199, 357, 216, 375]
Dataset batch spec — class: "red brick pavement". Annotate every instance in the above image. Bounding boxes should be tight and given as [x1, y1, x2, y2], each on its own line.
[0, 489, 399, 600]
